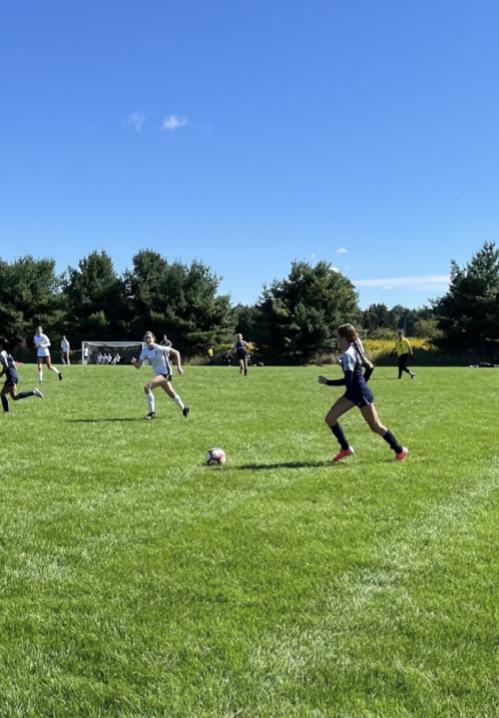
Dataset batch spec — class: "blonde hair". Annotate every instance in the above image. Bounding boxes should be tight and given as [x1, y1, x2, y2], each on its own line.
[336, 323, 371, 368]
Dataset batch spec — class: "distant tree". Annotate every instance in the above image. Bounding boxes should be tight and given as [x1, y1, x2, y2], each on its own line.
[233, 304, 259, 338]
[0, 256, 62, 343]
[361, 303, 392, 331]
[413, 317, 442, 341]
[62, 251, 126, 341]
[125, 250, 233, 354]
[254, 261, 360, 361]
[432, 241, 499, 356]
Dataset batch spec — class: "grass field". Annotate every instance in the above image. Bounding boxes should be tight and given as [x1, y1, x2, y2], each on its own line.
[1, 363, 498, 717]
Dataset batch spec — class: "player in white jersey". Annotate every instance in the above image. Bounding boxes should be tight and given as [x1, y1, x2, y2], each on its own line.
[34, 326, 62, 383]
[60, 335, 70, 365]
[131, 331, 190, 420]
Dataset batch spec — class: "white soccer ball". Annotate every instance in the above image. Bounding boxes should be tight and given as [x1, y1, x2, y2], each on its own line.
[206, 448, 226, 466]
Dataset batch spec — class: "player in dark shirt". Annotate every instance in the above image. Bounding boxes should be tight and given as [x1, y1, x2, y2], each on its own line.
[0, 337, 43, 412]
[318, 324, 408, 463]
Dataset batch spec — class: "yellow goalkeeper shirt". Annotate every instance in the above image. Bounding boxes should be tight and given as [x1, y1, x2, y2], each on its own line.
[394, 337, 412, 357]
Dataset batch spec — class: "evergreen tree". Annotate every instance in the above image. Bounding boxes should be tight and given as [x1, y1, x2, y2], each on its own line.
[433, 241, 499, 357]
[62, 251, 126, 341]
[254, 261, 360, 361]
[0, 256, 62, 343]
[125, 251, 233, 354]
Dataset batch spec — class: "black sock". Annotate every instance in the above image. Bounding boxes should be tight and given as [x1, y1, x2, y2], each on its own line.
[1, 395, 9, 412]
[331, 423, 349, 451]
[17, 391, 35, 399]
[383, 429, 402, 454]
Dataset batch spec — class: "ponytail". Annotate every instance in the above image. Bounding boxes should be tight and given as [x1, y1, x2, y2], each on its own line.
[354, 338, 372, 370]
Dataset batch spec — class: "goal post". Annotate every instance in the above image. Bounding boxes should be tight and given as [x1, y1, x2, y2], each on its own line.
[81, 340, 144, 365]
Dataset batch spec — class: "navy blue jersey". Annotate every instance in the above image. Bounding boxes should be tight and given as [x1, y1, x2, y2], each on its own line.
[1, 352, 18, 385]
[325, 345, 373, 407]
[341, 346, 373, 406]
[235, 340, 248, 356]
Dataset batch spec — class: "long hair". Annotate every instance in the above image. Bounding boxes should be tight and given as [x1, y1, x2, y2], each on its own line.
[336, 323, 371, 368]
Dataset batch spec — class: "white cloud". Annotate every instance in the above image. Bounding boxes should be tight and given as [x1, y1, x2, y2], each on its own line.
[353, 275, 450, 291]
[162, 115, 188, 131]
[336, 247, 348, 254]
[126, 112, 146, 132]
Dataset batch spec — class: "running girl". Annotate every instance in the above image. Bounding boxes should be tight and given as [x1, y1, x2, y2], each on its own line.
[131, 331, 190, 420]
[1, 337, 43, 412]
[318, 323, 408, 462]
[34, 326, 62, 382]
[234, 333, 249, 376]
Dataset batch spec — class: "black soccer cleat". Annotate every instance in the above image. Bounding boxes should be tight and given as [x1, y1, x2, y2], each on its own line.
[182, 406, 190, 418]
[144, 411, 156, 420]
[58, 372, 63, 381]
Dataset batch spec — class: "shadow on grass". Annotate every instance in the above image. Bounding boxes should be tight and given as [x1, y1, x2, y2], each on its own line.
[236, 460, 332, 470]
[66, 417, 144, 423]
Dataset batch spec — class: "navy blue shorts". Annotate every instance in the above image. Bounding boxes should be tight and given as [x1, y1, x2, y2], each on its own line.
[3, 372, 18, 388]
[344, 387, 373, 408]
[237, 350, 247, 360]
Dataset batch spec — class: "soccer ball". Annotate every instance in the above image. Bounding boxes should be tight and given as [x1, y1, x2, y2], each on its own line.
[206, 448, 226, 466]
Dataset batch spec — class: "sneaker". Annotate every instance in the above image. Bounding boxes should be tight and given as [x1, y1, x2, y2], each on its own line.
[395, 447, 409, 462]
[33, 388, 44, 399]
[144, 412, 156, 420]
[333, 447, 354, 462]
[411, 372, 416, 379]
[182, 406, 190, 418]
[58, 372, 63, 381]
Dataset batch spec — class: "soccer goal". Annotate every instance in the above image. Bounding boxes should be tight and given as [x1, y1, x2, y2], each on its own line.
[81, 340, 144, 365]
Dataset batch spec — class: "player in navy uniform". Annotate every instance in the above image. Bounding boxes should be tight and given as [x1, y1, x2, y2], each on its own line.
[234, 333, 249, 376]
[318, 323, 408, 462]
[0, 337, 43, 412]
[131, 331, 189, 420]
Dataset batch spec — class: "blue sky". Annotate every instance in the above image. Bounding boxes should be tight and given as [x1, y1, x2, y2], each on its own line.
[1, 1, 498, 309]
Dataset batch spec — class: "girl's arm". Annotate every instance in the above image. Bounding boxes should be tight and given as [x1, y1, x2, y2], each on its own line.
[169, 348, 184, 375]
[131, 357, 143, 369]
[318, 374, 348, 387]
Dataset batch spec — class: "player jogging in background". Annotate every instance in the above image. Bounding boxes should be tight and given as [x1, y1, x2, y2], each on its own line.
[391, 329, 416, 379]
[60, 335, 70, 366]
[131, 331, 190, 420]
[234, 333, 249, 376]
[34, 326, 62, 382]
[1, 336, 43, 412]
[318, 323, 408, 463]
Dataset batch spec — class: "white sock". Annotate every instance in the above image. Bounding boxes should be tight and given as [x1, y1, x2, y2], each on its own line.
[53, 367, 61, 375]
[147, 392, 155, 413]
[38, 369, 43, 382]
[173, 395, 185, 412]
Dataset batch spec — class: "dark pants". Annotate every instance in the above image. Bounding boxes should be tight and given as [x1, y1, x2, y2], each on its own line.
[398, 354, 412, 378]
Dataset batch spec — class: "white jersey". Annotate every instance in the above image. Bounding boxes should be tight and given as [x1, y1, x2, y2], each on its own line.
[60, 339, 70, 352]
[34, 333, 51, 357]
[139, 343, 173, 376]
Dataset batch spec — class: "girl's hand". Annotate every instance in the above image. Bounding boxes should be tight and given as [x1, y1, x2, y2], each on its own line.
[131, 357, 137, 364]
[318, 375, 329, 385]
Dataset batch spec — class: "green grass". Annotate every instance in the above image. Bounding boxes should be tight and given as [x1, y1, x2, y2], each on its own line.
[1, 364, 498, 717]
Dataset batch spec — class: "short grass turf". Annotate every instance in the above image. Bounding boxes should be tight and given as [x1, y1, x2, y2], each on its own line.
[0, 364, 498, 718]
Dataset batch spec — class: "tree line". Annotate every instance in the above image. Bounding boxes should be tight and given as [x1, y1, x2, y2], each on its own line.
[0, 242, 497, 361]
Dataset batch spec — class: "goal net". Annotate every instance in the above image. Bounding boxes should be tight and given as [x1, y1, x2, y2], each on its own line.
[81, 340, 144, 365]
